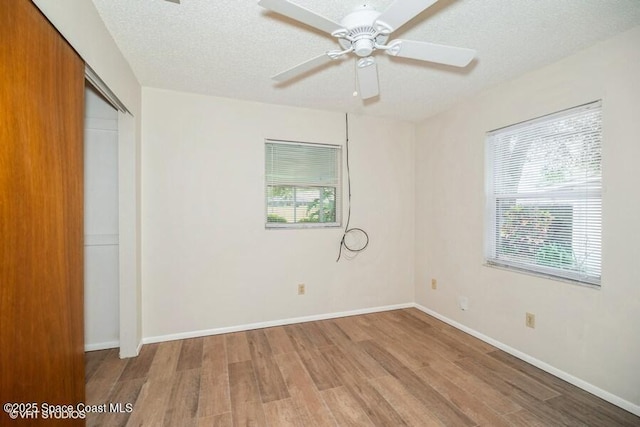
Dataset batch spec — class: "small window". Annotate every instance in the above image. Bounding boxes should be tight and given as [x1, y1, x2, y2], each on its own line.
[265, 140, 341, 228]
[485, 101, 602, 286]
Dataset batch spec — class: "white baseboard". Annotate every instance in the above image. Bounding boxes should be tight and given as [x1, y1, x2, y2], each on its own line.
[142, 302, 414, 345]
[120, 340, 143, 359]
[412, 303, 640, 417]
[84, 340, 119, 352]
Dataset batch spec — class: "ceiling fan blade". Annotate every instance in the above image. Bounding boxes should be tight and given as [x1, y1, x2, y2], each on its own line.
[386, 40, 475, 67]
[375, 0, 438, 32]
[258, 0, 344, 35]
[356, 57, 379, 100]
[272, 53, 335, 82]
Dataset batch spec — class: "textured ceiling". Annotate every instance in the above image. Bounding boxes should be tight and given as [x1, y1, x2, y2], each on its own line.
[91, 0, 640, 122]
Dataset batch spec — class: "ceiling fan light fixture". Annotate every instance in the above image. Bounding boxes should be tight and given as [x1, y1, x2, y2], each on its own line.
[353, 38, 374, 57]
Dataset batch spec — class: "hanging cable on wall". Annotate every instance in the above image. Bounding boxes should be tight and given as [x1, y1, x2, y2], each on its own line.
[336, 113, 369, 262]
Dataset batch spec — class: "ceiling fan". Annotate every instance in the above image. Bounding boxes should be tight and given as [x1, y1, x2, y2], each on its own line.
[258, 0, 476, 100]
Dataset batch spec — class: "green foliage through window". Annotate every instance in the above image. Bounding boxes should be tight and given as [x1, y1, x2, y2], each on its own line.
[266, 185, 336, 224]
[498, 204, 578, 270]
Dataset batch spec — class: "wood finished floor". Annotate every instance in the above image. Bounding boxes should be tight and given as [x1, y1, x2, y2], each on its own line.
[85, 309, 639, 426]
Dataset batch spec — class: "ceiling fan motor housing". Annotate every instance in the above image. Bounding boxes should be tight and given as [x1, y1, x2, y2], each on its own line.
[337, 6, 389, 57]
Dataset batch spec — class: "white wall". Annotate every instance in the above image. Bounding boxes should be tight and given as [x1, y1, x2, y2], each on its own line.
[34, 0, 143, 357]
[415, 26, 640, 410]
[141, 88, 415, 339]
[84, 87, 119, 350]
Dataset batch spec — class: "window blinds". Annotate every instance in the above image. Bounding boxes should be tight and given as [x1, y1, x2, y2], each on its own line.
[486, 101, 602, 285]
[266, 141, 340, 187]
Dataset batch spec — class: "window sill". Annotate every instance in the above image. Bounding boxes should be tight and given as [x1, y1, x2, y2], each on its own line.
[266, 222, 342, 230]
[483, 261, 601, 289]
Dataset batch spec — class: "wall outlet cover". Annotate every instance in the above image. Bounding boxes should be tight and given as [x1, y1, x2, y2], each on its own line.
[526, 312, 536, 328]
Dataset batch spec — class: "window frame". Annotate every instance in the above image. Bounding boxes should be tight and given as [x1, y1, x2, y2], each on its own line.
[484, 101, 603, 287]
[265, 139, 342, 230]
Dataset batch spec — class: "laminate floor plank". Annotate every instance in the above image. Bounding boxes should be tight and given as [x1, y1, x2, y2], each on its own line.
[315, 320, 353, 347]
[284, 323, 316, 354]
[283, 328, 341, 391]
[163, 368, 201, 427]
[319, 345, 407, 425]
[455, 357, 584, 426]
[320, 386, 374, 426]
[546, 394, 635, 427]
[247, 329, 274, 358]
[427, 357, 522, 415]
[297, 347, 343, 391]
[359, 340, 476, 427]
[341, 379, 408, 426]
[198, 412, 233, 427]
[332, 316, 372, 342]
[386, 310, 486, 361]
[368, 375, 443, 427]
[147, 340, 181, 379]
[415, 365, 510, 427]
[198, 371, 231, 419]
[125, 375, 174, 427]
[503, 409, 556, 427]
[228, 360, 261, 406]
[274, 352, 336, 427]
[177, 338, 204, 371]
[401, 308, 497, 353]
[228, 360, 267, 426]
[95, 378, 145, 427]
[263, 398, 304, 427]
[90, 348, 128, 383]
[264, 326, 296, 355]
[86, 349, 128, 407]
[302, 321, 336, 348]
[489, 350, 640, 427]
[402, 309, 497, 354]
[85, 349, 111, 382]
[198, 334, 230, 418]
[317, 321, 388, 379]
[320, 344, 370, 383]
[202, 334, 227, 375]
[361, 315, 445, 370]
[225, 332, 252, 364]
[468, 352, 560, 401]
[84, 310, 639, 426]
[119, 343, 158, 382]
[232, 401, 267, 427]
[247, 329, 290, 403]
[85, 378, 116, 407]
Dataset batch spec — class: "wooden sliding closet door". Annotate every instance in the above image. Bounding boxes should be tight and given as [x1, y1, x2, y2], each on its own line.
[0, 0, 85, 424]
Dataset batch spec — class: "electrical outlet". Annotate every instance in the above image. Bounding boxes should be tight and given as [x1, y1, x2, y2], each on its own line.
[431, 278, 437, 290]
[526, 312, 535, 328]
[298, 284, 305, 295]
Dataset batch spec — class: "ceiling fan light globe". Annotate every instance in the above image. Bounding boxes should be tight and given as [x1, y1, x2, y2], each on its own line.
[354, 38, 374, 57]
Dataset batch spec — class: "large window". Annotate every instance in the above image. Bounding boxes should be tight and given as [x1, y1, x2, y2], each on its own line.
[265, 140, 341, 228]
[485, 101, 602, 285]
